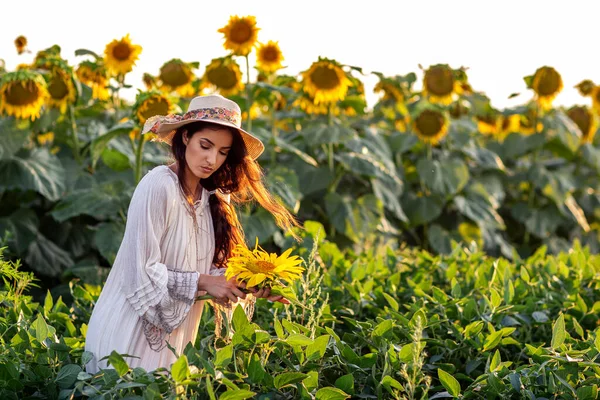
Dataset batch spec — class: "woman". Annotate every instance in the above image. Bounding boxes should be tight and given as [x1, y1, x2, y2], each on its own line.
[84, 94, 299, 373]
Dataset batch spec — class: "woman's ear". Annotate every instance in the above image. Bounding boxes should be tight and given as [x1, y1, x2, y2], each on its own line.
[182, 130, 188, 145]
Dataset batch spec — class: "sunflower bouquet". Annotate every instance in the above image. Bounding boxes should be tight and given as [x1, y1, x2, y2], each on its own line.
[198, 241, 306, 308]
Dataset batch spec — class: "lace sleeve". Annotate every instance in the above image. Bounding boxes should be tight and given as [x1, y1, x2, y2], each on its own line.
[120, 170, 200, 351]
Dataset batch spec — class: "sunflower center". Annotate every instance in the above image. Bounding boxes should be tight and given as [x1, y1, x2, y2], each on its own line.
[207, 66, 238, 89]
[310, 65, 341, 90]
[139, 97, 170, 121]
[261, 46, 279, 62]
[160, 63, 190, 87]
[567, 107, 591, 135]
[113, 42, 132, 61]
[231, 21, 253, 44]
[244, 260, 276, 274]
[48, 75, 69, 100]
[425, 66, 454, 96]
[415, 110, 444, 137]
[5, 81, 40, 106]
[534, 68, 561, 96]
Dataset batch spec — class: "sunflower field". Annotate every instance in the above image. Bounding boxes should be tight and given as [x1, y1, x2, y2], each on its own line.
[1, 14, 600, 399]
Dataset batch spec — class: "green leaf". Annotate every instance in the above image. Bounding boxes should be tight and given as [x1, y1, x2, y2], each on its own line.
[55, 364, 82, 389]
[94, 222, 125, 265]
[417, 158, 469, 198]
[266, 166, 302, 212]
[51, 188, 122, 222]
[437, 369, 461, 398]
[215, 344, 233, 368]
[32, 314, 50, 343]
[381, 376, 404, 393]
[44, 291, 53, 315]
[402, 194, 444, 227]
[302, 124, 356, 145]
[306, 335, 330, 361]
[483, 331, 503, 352]
[295, 164, 334, 195]
[219, 389, 256, 400]
[274, 372, 308, 389]
[232, 304, 249, 332]
[89, 120, 135, 168]
[581, 143, 600, 174]
[0, 117, 30, 160]
[454, 194, 505, 229]
[427, 224, 452, 255]
[274, 316, 285, 339]
[315, 387, 351, 400]
[372, 319, 393, 339]
[26, 232, 74, 277]
[247, 354, 265, 384]
[101, 148, 131, 172]
[372, 178, 407, 222]
[273, 136, 318, 167]
[0, 148, 66, 201]
[382, 292, 399, 311]
[74, 48, 101, 59]
[576, 385, 598, 400]
[108, 351, 129, 377]
[240, 208, 279, 245]
[551, 313, 566, 349]
[285, 333, 313, 347]
[335, 374, 355, 395]
[490, 350, 501, 372]
[171, 355, 189, 383]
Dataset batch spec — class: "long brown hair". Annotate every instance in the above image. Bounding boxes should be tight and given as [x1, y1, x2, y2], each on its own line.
[171, 121, 300, 268]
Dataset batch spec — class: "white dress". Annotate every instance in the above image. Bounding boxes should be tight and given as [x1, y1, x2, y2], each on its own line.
[84, 165, 226, 373]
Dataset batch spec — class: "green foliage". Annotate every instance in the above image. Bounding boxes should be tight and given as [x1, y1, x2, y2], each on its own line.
[2, 235, 600, 398]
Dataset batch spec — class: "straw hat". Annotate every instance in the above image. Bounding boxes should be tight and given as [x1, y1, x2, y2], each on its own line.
[141, 94, 264, 159]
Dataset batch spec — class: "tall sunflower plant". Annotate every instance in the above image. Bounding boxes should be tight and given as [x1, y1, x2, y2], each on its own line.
[196, 239, 306, 308]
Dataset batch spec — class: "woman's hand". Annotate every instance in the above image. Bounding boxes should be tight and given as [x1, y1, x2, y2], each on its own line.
[198, 275, 246, 307]
[237, 282, 290, 304]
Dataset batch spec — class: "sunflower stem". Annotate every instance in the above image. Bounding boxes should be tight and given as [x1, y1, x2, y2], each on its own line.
[426, 143, 432, 161]
[327, 104, 335, 172]
[270, 110, 278, 166]
[524, 104, 541, 246]
[134, 134, 146, 184]
[68, 105, 81, 164]
[245, 55, 253, 132]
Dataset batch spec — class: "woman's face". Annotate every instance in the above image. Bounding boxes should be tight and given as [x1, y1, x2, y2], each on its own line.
[183, 126, 234, 179]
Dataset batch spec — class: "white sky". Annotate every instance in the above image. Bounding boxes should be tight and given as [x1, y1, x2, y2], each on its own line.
[2, 0, 599, 110]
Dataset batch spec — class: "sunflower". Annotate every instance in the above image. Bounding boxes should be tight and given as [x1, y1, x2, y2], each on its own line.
[218, 15, 260, 56]
[0, 70, 49, 120]
[293, 91, 330, 115]
[142, 73, 157, 90]
[301, 58, 352, 105]
[412, 108, 449, 145]
[37, 132, 55, 146]
[530, 66, 563, 110]
[76, 61, 109, 100]
[45, 61, 77, 114]
[422, 64, 459, 105]
[256, 41, 284, 73]
[103, 34, 142, 76]
[458, 222, 483, 249]
[499, 114, 520, 138]
[158, 59, 195, 97]
[202, 57, 244, 96]
[476, 114, 501, 136]
[449, 101, 469, 119]
[566, 106, 598, 144]
[374, 79, 404, 103]
[592, 86, 600, 115]
[518, 113, 543, 135]
[15, 35, 28, 54]
[132, 91, 174, 124]
[225, 242, 304, 288]
[575, 80, 595, 97]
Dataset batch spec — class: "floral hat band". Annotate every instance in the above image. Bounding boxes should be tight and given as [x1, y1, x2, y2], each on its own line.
[141, 94, 264, 160]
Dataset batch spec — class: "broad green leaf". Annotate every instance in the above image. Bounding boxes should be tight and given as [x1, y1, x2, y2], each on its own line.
[215, 344, 233, 368]
[285, 333, 313, 347]
[94, 222, 125, 265]
[372, 319, 393, 339]
[26, 232, 74, 277]
[306, 335, 330, 361]
[417, 158, 469, 198]
[32, 314, 50, 343]
[0, 148, 66, 201]
[171, 355, 189, 383]
[490, 350, 501, 372]
[51, 188, 122, 222]
[315, 387, 351, 400]
[402, 194, 444, 227]
[240, 208, 279, 245]
[108, 351, 129, 377]
[382, 292, 399, 311]
[371, 178, 407, 222]
[247, 354, 265, 384]
[232, 304, 249, 332]
[273, 136, 318, 167]
[266, 166, 302, 212]
[101, 148, 131, 172]
[454, 194, 505, 229]
[295, 164, 334, 195]
[0, 117, 30, 159]
[483, 331, 503, 352]
[335, 374, 355, 395]
[381, 376, 404, 393]
[427, 224, 452, 255]
[90, 120, 135, 168]
[274, 372, 308, 389]
[44, 291, 53, 315]
[302, 124, 356, 145]
[55, 364, 82, 389]
[577, 385, 598, 400]
[219, 389, 256, 400]
[437, 369, 461, 397]
[582, 143, 600, 174]
[551, 313, 566, 349]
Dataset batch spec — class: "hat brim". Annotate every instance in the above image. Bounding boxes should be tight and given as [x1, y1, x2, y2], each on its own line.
[149, 118, 264, 160]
